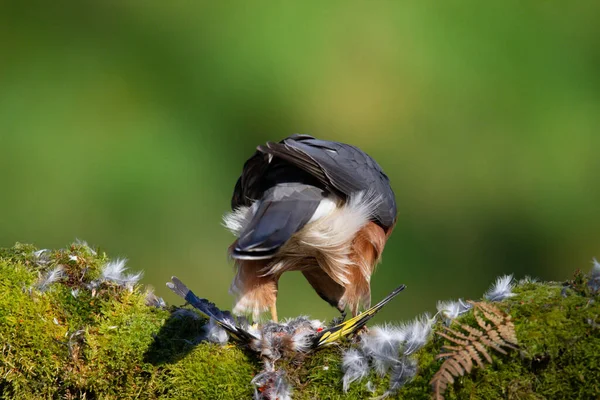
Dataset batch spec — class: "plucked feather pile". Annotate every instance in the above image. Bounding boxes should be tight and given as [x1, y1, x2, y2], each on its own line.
[340, 274, 521, 397]
[167, 276, 405, 399]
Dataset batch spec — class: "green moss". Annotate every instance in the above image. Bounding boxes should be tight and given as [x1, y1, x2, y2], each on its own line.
[1, 243, 599, 399]
[393, 280, 600, 399]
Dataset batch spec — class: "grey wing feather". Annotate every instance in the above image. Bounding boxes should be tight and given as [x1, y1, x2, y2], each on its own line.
[231, 152, 269, 208]
[233, 184, 324, 259]
[257, 135, 397, 229]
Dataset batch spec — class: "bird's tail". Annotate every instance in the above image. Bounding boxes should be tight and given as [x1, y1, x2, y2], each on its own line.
[313, 284, 406, 348]
[167, 276, 257, 343]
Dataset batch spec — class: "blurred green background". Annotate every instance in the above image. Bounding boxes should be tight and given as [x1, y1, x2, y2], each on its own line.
[1, 2, 599, 323]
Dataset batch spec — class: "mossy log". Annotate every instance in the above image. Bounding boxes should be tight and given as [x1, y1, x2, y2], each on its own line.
[1, 243, 599, 399]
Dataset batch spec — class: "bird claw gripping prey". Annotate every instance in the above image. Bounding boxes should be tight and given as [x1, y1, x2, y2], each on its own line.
[167, 276, 405, 353]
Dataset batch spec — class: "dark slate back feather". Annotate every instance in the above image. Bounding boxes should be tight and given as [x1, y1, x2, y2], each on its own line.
[291, 136, 397, 229]
[247, 134, 396, 230]
[230, 134, 397, 258]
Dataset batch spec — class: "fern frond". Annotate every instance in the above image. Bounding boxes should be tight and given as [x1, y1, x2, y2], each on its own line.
[430, 302, 518, 400]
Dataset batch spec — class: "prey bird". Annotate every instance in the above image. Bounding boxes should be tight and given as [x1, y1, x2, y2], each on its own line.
[167, 276, 406, 350]
[223, 134, 397, 322]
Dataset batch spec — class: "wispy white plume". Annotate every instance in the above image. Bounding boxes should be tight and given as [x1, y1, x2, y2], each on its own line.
[518, 275, 539, 285]
[74, 238, 97, 255]
[400, 314, 434, 355]
[33, 249, 51, 266]
[436, 299, 472, 325]
[252, 369, 292, 400]
[342, 348, 369, 392]
[588, 258, 600, 294]
[351, 316, 432, 393]
[71, 289, 80, 298]
[484, 274, 515, 302]
[203, 318, 228, 344]
[365, 381, 376, 393]
[361, 324, 406, 375]
[593, 258, 600, 272]
[247, 324, 262, 340]
[298, 190, 381, 251]
[264, 190, 382, 285]
[271, 371, 292, 400]
[222, 204, 256, 237]
[33, 249, 49, 258]
[290, 328, 313, 353]
[100, 259, 143, 289]
[145, 289, 166, 308]
[376, 357, 418, 399]
[36, 266, 65, 291]
[307, 198, 337, 223]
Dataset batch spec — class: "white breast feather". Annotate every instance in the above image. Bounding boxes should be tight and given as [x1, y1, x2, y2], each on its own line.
[299, 191, 380, 248]
[307, 198, 338, 223]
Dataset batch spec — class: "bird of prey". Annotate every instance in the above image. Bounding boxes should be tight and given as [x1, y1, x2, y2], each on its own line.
[223, 134, 397, 322]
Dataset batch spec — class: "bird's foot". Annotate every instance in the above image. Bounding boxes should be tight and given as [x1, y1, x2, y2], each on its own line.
[329, 310, 347, 327]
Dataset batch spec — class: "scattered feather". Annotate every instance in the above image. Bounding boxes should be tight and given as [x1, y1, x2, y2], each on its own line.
[587, 318, 600, 330]
[484, 275, 515, 302]
[222, 205, 254, 237]
[74, 238, 97, 255]
[100, 259, 143, 289]
[68, 255, 79, 262]
[247, 323, 262, 340]
[400, 313, 434, 355]
[35, 266, 65, 292]
[33, 249, 51, 266]
[361, 324, 406, 375]
[33, 249, 48, 258]
[71, 289, 80, 298]
[588, 259, 600, 295]
[518, 275, 539, 285]
[365, 381, 376, 393]
[342, 348, 369, 392]
[252, 369, 292, 400]
[349, 316, 431, 393]
[247, 316, 324, 359]
[165, 275, 408, 397]
[431, 302, 518, 400]
[145, 289, 166, 308]
[203, 318, 229, 344]
[290, 328, 314, 353]
[437, 299, 472, 325]
[375, 356, 418, 399]
[388, 356, 418, 392]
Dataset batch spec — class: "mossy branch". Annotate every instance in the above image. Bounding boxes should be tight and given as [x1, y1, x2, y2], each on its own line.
[1, 243, 599, 399]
